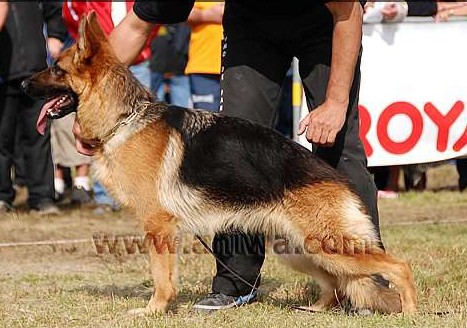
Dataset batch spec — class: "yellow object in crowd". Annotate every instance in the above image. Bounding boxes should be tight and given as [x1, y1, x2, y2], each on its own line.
[184, 2, 223, 75]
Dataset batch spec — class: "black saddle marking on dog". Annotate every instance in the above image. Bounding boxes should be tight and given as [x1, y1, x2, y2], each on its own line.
[163, 105, 346, 206]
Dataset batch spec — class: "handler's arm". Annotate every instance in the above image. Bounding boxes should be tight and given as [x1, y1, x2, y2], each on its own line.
[108, 9, 155, 66]
[298, 2, 362, 146]
[0, 2, 8, 32]
[325, 1, 362, 110]
[109, 0, 195, 66]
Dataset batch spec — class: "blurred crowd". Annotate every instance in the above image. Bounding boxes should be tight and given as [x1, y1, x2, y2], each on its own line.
[0, 1, 466, 216]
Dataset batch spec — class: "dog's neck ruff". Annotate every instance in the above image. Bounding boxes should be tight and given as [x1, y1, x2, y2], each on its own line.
[100, 101, 152, 145]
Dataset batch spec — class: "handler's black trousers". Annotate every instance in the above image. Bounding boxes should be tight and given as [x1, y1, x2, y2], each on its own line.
[211, 11, 381, 297]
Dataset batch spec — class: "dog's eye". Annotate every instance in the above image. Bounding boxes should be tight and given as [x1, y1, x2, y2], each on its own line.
[52, 65, 66, 77]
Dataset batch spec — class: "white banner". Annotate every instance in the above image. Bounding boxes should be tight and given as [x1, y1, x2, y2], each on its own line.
[298, 19, 467, 166]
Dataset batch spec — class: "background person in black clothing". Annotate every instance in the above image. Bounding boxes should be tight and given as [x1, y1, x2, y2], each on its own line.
[0, 2, 67, 215]
[74, 0, 385, 311]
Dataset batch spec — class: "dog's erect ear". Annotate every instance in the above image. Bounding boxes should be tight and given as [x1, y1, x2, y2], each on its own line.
[75, 11, 107, 63]
[86, 11, 107, 43]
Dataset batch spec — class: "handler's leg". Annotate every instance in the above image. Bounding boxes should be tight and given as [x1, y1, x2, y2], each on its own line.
[194, 32, 292, 310]
[298, 46, 382, 246]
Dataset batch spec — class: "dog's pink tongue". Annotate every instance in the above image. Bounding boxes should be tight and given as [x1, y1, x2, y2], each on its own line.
[37, 97, 59, 135]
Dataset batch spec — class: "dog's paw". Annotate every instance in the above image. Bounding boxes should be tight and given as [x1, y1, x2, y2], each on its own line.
[128, 298, 172, 317]
[127, 307, 166, 317]
[295, 304, 327, 313]
[127, 307, 153, 317]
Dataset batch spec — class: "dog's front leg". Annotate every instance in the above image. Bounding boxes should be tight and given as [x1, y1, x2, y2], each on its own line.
[129, 212, 178, 316]
[146, 233, 178, 313]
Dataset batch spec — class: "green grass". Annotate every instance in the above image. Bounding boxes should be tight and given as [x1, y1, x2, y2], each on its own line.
[0, 222, 466, 328]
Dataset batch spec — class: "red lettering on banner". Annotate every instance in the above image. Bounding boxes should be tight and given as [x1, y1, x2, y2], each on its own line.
[453, 125, 467, 151]
[424, 101, 464, 152]
[377, 102, 423, 154]
[358, 105, 373, 156]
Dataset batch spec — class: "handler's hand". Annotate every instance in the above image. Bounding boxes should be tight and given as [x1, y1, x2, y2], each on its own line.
[297, 100, 347, 147]
[72, 120, 99, 156]
[381, 3, 398, 20]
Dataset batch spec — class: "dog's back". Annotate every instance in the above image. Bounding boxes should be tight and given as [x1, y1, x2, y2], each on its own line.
[162, 105, 347, 206]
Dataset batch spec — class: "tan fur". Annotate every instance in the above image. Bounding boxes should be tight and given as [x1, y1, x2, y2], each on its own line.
[277, 182, 411, 314]
[25, 12, 417, 315]
[94, 121, 170, 217]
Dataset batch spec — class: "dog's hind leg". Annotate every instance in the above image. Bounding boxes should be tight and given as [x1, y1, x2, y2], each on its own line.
[305, 266, 341, 312]
[278, 254, 342, 311]
[283, 186, 416, 314]
[315, 251, 417, 314]
[338, 275, 402, 314]
[129, 211, 179, 315]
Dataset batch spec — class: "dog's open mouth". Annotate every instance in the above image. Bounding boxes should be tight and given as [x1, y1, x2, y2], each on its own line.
[37, 93, 77, 135]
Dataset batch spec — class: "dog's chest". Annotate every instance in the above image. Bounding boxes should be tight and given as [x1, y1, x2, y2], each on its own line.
[91, 156, 134, 206]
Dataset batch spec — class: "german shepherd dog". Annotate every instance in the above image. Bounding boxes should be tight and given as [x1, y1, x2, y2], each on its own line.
[22, 13, 416, 315]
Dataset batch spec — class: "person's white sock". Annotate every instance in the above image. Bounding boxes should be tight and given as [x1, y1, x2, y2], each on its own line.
[54, 178, 65, 195]
[74, 176, 91, 191]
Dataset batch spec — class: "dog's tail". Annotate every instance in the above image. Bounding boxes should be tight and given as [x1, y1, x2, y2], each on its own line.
[339, 275, 402, 314]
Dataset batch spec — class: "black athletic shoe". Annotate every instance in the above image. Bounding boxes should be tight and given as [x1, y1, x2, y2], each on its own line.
[29, 202, 61, 216]
[71, 187, 93, 205]
[193, 292, 258, 312]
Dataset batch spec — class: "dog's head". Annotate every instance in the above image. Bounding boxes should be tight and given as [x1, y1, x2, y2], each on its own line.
[22, 11, 119, 135]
